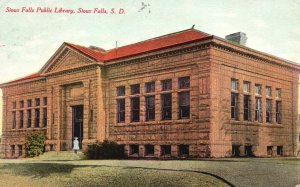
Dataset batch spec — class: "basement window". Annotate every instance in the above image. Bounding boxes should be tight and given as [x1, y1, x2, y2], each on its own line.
[232, 145, 240, 157]
[144, 144, 154, 156]
[129, 144, 139, 156]
[178, 144, 189, 158]
[267, 146, 273, 155]
[245, 145, 254, 157]
[161, 145, 171, 157]
[18, 145, 22, 157]
[11, 145, 15, 158]
[277, 146, 283, 156]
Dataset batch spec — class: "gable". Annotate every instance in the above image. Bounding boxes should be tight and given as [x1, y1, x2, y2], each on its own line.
[40, 44, 96, 74]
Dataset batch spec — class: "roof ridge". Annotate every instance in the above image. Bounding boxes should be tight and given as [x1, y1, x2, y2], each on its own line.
[105, 27, 207, 52]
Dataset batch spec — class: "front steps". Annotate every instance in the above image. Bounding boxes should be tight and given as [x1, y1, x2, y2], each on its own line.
[35, 151, 86, 161]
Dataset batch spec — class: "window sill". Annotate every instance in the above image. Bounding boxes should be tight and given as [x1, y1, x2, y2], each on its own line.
[116, 119, 192, 126]
[231, 120, 284, 128]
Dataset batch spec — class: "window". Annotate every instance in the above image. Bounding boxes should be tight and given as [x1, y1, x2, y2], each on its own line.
[27, 109, 31, 128]
[43, 97, 47, 106]
[231, 93, 238, 120]
[277, 146, 283, 156]
[267, 146, 273, 156]
[11, 145, 15, 158]
[178, 144, 189, 157]
[129, 144, 139, 156]
[130, 97, 140, 122]
[179, 77, 190, 89]
[266, 86, 271, 97]
[243, 95, 250, 121]
[12, 111, 16, 129]
[179, 92, 190, 119]
[232, 145, 240, 157]
[35, 109, 40, 128]
[266, 99, 272, 123]
[276, 101, 282, 124]
[144, 144, 154, 156]
[245, 145, 254, 157]
[117, 99, 125, 123]
[19, 111, 24, 129]
[20, 100, 24, 108]
[243, 82, 250, 93]
[255, 84, 261, 95]
[18, 145, 22, 157]
[130, 84, 140, 95]
[42, 108, 47, 127]
[145, 82, 155, 93]
[145, 96, 155, 121]
[35, 98, 40, 106]
[231, 79, 238, 91]
[255, 98, 262, 122]
[161, 79, 172, 91]
[161, 94, 172, 120]
[161, 145, 171, 156]
[27, 99, 32, 108]
[275, 88, 281, 98]
[117, 86, 125, 96]
[12, 102, 16, 109]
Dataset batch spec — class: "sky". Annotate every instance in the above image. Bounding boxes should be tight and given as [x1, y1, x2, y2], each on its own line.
[0, 0, 300, 133]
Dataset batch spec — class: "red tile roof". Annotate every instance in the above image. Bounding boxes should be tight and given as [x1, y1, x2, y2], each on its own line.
[101, 29, 210, 61]
[4, 29, 211, 84]
[7, 73, 41, 84]
[65, 42, 104, 62]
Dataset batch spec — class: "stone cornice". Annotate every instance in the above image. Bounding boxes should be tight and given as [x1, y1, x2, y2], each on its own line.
[211, 37, 300, 71]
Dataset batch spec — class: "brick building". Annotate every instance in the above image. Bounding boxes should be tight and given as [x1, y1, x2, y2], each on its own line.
[1, 28, 299, 158]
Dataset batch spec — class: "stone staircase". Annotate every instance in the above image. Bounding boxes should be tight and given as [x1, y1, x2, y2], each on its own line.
[35, 151, 86, 161]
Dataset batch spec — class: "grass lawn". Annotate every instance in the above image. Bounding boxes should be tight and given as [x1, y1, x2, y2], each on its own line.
[0, 160, 230, 187]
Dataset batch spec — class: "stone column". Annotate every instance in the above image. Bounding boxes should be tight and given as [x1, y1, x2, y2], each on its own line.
[82, 80, 90, 150]
[154, 145, 160, 157]
[171, 145, 178, 157]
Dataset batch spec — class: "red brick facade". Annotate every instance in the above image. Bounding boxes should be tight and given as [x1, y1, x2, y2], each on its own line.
[1, 29, 299, 158]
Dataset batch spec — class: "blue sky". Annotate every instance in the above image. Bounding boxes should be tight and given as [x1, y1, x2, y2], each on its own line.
[0, 0, 300, 132]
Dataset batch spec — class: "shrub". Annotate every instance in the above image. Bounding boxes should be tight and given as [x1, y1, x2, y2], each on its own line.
[85, 140, 124, 159]
[25, 133, 45, 157]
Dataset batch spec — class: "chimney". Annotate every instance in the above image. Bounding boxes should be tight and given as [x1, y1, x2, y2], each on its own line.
[225, 32, 247, 45]
[89, 45, 106, 54]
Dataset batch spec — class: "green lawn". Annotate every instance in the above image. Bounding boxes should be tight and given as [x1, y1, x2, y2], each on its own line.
[0, 160, 229, 187]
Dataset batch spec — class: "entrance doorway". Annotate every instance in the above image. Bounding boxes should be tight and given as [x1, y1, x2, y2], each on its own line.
[72, 105, 83, 149]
